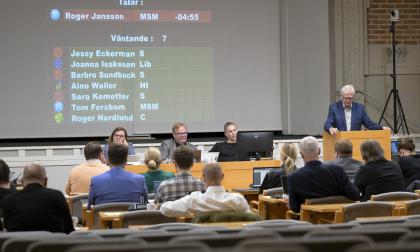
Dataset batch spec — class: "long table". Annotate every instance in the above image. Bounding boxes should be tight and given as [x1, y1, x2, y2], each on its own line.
[126, 160, 281, 189]
[300, 201, 408, 223]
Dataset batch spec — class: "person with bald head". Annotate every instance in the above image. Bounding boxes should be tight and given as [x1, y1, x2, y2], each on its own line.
[287, 136, 359, 213]
[160, 163, 250, 217]
[2, 163, 74, 233]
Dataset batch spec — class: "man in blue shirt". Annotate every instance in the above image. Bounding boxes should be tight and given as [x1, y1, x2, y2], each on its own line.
[88, 143, 147, 208]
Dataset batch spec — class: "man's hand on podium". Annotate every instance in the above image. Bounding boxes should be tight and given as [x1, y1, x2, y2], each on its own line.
[382, 126, 391, 131]
[329, 127, 339, 136]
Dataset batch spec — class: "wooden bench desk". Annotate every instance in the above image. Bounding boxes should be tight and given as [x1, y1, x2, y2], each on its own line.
[129, 221, 257, 230]
[258, 195, 289, 220]
[126, 160, 281, 189]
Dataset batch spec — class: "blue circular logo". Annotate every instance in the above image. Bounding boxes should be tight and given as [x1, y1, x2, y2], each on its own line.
[50, 9, 60, 21]
[54, 101, 63, 112]
[54, 58, 63, 69]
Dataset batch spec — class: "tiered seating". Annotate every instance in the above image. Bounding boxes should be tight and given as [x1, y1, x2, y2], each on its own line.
[0, 220, 419, 252]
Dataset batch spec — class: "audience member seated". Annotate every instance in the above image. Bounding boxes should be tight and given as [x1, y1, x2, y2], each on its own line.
[354, 139, 406, 201]
[159, 122, 197, 161]
[87, 144, 148, 208]
[142, 147, 175, 193]
[103, 127, 135, 160]
[288, 136, 359, 213]
[2, 163, 74, 233]
[209, 121, 238, 162]
[160, 163, 250, 217]
[155, 145, 205, 204]
[0, 159, 16, 226]
[0, 159, 16, 204]
[259, 143, 297, 193]
[65, 142, 109, 195]
[397, 137, 420, 187]
[328, 139, 364, 181]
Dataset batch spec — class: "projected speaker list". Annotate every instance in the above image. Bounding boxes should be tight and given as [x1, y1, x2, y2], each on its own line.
[62, 47, 213, 124]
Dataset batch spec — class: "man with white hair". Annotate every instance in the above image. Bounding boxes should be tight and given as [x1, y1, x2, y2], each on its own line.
[287, 136, 359, 213]
[324, 84, 390, 136]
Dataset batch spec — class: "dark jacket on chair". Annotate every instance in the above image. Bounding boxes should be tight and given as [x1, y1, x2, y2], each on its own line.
[354, 159, 405, 201]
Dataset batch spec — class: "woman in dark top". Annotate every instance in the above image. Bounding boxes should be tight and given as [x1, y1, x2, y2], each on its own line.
[397, 137, 420, 187]
[259, 143, 298, 193]
[354, 140, 405, 201]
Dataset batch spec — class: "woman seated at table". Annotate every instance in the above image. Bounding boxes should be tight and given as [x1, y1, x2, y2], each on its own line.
[103, 127, 135, 160]
[354, 139, 405, 201]
[259, 143, 297, 193]
[143, 147, 175, 193]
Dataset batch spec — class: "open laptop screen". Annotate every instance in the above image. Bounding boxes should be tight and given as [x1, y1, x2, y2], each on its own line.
[252, 167, 276, 188]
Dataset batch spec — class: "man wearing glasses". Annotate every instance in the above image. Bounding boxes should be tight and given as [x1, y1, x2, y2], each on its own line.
[324, 84, 389, 136]
[159, 122, 197, 161]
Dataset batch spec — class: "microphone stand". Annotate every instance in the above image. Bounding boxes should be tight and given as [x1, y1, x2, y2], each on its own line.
[378, 20, 409, 134]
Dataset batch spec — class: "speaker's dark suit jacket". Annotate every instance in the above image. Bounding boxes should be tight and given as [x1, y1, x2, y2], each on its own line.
[2, 183, 74, 233]
[324, 101, 382, 132]
[288, 160, 360, 213]
[354, 159, 405, 201]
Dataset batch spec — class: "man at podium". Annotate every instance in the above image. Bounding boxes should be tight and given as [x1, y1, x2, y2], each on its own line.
[324, 85, 390, 135]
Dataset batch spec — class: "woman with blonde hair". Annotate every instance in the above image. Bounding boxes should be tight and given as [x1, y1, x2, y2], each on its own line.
[259, 143, 298, 193]
[143, 147, 175, 193]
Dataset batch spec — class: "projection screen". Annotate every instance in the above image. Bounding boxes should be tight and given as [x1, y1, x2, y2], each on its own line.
[0, 0, 281, 139]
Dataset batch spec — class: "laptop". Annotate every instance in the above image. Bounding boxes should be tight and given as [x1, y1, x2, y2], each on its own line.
[251, 167, 275, 189]
[201, 152, 219, 163]
[127, 154, 142, 164]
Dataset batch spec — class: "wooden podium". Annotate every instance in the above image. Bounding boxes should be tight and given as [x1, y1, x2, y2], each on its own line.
[322, 130, 391, 161]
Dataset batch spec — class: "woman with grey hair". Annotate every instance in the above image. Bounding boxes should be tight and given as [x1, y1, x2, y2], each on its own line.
[354, 140, 405, 201]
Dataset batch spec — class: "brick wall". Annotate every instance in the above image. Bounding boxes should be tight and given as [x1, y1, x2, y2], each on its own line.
[368, 0, 420, 44]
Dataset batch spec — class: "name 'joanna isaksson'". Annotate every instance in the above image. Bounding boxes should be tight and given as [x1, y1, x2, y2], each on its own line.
[70, 61, 136, 68]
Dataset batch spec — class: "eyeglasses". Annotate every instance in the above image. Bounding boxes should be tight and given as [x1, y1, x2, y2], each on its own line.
[342, 96, 353, 100]
[174, 132, 188, 136]
[113, 134, 126, 138]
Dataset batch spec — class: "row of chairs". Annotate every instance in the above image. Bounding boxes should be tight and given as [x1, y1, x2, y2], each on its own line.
[5, 219, 420, 252]
[285, 192, 420, 223]
[66, 195, 178, 229]
[67, 191, 420, 230]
